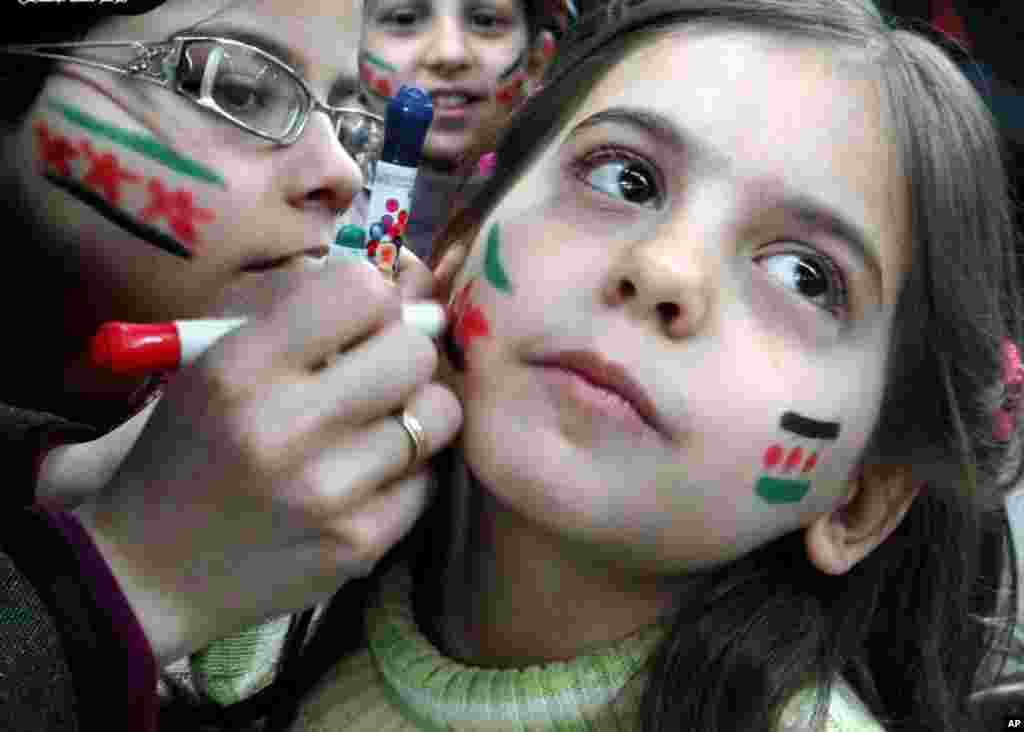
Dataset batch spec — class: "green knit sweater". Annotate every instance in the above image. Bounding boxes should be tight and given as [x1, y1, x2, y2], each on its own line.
[289, 564, 886, 732]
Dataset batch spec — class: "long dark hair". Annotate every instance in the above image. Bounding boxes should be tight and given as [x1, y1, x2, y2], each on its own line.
[173, 1, 1024, 730]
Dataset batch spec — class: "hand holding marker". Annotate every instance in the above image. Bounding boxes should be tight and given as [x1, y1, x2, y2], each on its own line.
[88, 302, 446, 375]
[363, 86, 433, 280]
[90, 88, 437, 376]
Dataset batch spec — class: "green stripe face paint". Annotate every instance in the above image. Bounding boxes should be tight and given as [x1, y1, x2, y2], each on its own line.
[33, 99, 224, 258]
[755, 476, 812, 504]
[484, 222, 513, 293]
[47, 99, 225, 187]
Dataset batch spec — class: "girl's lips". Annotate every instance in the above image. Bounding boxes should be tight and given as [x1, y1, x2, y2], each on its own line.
[530, 349, 668, 439]
[240, 247, 329, 273]
[538, 365, 656, 437]
[429, 89, 484, 118]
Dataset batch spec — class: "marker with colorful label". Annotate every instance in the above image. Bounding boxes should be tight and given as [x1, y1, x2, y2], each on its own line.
[364, 85, 433, 281]
[88, 303, 447, 375]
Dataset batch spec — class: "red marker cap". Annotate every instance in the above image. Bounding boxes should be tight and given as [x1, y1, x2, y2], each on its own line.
[89, 322, 181, 375]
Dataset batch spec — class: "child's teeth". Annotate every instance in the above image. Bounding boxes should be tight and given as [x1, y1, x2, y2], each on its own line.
[434, 94, 469, 108]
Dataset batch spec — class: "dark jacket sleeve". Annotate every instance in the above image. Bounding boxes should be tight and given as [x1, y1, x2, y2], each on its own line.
[0, 399, 158, 731]
[0, 508, 159, 732]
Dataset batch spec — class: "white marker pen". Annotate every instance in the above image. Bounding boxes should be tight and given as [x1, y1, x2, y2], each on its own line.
[88, 302, 447, 375]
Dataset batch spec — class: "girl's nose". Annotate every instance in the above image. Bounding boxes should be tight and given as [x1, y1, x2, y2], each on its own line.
[280, 111, 363, 215]
[602, 234, 711, 340]
[423, 16, 473, 73]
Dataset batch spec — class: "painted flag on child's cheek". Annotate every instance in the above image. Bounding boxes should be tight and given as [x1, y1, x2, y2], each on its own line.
[445, 279, 491, 371]
[495, 53, 530, 106]
[33, 98, 224, 260]
[755, 411, 841, 505]
[360, 51, 399, 102]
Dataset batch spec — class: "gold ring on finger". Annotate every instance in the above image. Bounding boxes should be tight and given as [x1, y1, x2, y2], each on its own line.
[396, 409, 426, 469]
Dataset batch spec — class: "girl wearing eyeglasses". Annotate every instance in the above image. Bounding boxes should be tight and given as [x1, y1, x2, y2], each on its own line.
[0, 2, 465, 731]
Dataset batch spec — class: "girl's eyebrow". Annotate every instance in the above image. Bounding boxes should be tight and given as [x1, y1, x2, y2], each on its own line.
[570, 106, 884, 287]
[570, 106, 730, 170]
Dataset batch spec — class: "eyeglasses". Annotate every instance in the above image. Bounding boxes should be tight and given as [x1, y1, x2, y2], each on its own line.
[0, 36, 386, 183]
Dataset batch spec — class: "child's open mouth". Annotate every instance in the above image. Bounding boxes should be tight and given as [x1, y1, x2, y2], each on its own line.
[430, 89, 484, 118]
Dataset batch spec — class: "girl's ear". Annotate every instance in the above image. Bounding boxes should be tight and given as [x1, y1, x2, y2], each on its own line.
[804, 463, 920, 575]
[524, 30, 557, 94]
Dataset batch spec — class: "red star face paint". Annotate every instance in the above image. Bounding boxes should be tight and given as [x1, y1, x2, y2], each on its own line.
[494, 51, 530, 107]
[755, 411, 841, 504]
[360, 50, 400, 102]
[34, 98, 223, 259]
[444, 278, 492, 371]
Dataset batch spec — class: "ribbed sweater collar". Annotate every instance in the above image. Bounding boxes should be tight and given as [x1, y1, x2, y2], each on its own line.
[365, 563, 665, 731]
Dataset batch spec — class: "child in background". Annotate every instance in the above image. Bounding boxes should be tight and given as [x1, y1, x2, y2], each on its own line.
[282, 0, 1023, 730]
[353, 0, 575, 259]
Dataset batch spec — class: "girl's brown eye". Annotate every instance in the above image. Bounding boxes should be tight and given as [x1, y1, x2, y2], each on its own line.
[577, 151, 662, 208]
[754, 250, 849, 318]
[381, 7, 422, 27]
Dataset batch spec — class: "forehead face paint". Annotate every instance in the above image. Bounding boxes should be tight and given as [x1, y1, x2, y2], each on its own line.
[755, 411, 841, 504]
[34, 98, 223, 259]
[494, 51, 529, 106]
[360, 50, 400, 102]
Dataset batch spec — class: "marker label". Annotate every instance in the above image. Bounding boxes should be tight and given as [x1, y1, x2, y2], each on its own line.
[365, 162, 414, 276]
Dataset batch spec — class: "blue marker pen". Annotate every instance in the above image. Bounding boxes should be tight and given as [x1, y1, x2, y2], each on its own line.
[364, 85, 433, 281]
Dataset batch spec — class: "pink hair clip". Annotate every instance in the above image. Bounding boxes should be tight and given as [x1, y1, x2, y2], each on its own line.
[993, 339, 1024, 442]
[476, 152, 497, 178]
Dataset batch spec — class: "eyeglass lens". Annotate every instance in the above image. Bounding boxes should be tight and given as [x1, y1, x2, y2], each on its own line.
[175, 40, 384, 177]
[176, 40, 306, 138]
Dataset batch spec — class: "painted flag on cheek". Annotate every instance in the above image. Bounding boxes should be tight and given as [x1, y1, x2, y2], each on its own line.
[445, 279, 491, 371]
[360, 51, 399, 102]
[33, 98, 224, 260]
[755, 411, 841, 505]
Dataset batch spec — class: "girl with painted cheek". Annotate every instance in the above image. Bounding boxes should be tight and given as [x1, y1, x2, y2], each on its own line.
[350, 0, 571, 259]
[284, 1, 1024, 731]
[0, 2, 464, 730]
